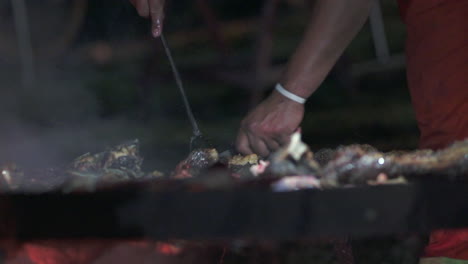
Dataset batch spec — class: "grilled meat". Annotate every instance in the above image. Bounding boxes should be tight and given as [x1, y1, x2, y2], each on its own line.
[320, 140, 468, 186]
[246, 132, 467, 189]
[1, 133, 467, 193]
[64, 139, 147, 191]
[0, 140, 157, 193]
[265, 132, 320, 177]
[70, 139, 142, 174]
[172, 148, 219, 179]
[228, 154, 258, 178]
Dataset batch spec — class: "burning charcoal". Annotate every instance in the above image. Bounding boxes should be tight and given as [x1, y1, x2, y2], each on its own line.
[266, 132, 320, 177]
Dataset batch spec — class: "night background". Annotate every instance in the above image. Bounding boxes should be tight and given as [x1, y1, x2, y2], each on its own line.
[0, 0, 423, 263]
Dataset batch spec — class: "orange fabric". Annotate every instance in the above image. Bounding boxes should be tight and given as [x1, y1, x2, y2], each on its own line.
[424, 230, 468, 259]
[400, 0, 468, 259]
[404, 0, 468, 150]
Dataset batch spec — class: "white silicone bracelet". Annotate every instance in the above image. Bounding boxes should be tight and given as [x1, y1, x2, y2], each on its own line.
[275, 83, 306, 104]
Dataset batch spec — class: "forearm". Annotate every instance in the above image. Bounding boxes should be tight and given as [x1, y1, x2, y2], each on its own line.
[280, 0, 373, 98]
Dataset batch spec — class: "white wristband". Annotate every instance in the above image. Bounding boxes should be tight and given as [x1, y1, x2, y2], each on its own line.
[275, 83, 306, 104]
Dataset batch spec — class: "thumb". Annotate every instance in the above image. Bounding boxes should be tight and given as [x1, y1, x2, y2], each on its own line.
[150, 0, 165, 37]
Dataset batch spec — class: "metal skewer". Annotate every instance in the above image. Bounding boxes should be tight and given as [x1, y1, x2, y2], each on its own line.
[160, 34, 206, 150]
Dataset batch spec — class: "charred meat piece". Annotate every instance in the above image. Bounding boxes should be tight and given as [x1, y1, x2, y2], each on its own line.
[313, 148, 336, 167]
[265, 132, 320, 177]
[228, 154, 258, 178]
[321, 139, 468, 186]
[64, 140, 146, 191]
[70, 139, 142, 174]
[172, 148, 219, 179]
[386, 140, 468, 179]
[3, 135, 466, 193]
[320, 145, 388, 186]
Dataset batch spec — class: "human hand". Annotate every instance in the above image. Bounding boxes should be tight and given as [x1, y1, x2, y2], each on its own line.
[129, 0, 165, 37]
[236, 91, 305, 157]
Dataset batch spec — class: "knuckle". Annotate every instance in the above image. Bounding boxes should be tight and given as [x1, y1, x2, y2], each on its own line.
[149, 7, 160, 16]
[235, 137, 244, 147]
[150, 1, 164, 14]
[240, 120, 248, 128]
[262, 125, 281, 137]
[258, 123, 270, 133]
[238, 145, 251, 155]
[259, 149, 270, 157]
[241, 117, 252, 126]
[247, 122, 259, 132]
[266, 126, 281, 136]
[135, 0, 149, 16]
[137, 8, 149, 17]
[235, 137, 250, 155]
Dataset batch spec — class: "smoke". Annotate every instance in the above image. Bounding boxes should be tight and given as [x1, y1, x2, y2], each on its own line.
[0, 64, 135, 169]
[0, 0, 183, 171]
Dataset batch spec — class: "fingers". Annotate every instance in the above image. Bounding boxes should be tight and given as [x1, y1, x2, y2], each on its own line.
[247, 133, 270, 157]
[236, 130, 253, 155]
[264, 139, 280, 152]
[130, 0, 165, 37]
[133, 0, 150, 18]
[235, 95, 304, 157]
[149, 0, 165, 37]
[276, 133, 292, 146]
[237, 132, 271, 157]
[236, 128, 283, 157]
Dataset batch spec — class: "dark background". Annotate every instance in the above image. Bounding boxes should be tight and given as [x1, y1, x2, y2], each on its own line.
[0, 0, 421, 263]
